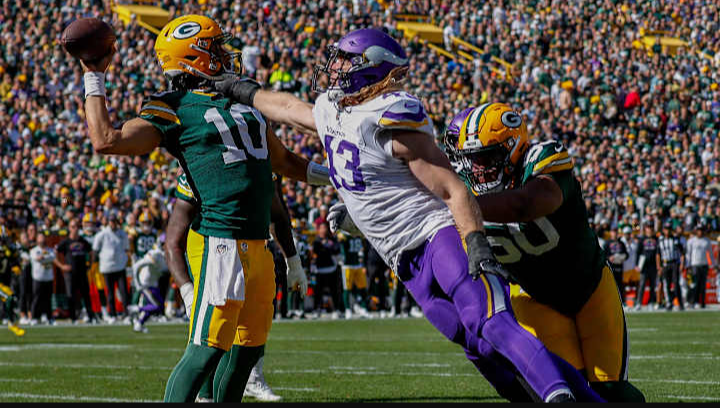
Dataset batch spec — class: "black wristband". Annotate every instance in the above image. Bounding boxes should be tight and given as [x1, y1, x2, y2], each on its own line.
[233, 80, 261, 106]
[465, 230, 492, 256]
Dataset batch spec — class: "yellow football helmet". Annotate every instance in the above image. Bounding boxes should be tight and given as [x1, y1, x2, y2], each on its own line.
[449, 103, 529, 194]
[155, 15, 240, 82]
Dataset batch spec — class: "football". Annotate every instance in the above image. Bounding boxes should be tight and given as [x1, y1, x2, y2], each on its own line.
[60, 18, 116, 61]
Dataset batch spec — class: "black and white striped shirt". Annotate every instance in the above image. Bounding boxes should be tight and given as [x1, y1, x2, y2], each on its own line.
[657, 235, 683, 264]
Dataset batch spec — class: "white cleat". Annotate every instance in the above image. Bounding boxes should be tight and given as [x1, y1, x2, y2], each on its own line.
[195, 396, 213, 403]
[345, 309, 353, 320]
[409, 306, 423, 318]
[133, 320, 148, 333]
[244, 380, 282, 402]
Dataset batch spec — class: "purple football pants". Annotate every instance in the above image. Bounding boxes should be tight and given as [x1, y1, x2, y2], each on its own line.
[137, 287, 164, 325]
[396, 226, 604, 402]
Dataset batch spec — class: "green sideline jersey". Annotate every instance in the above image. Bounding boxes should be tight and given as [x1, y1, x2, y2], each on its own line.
[134, 232, 157, 259]
[339, 235, 364, 268]
[464, 140, 606, 316]
[140, 90, 273, 240]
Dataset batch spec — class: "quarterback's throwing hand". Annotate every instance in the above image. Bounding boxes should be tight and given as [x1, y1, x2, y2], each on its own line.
[327, 202, 362, 237]
[213, 76, 261, 106]
[465, 231, 510, 281]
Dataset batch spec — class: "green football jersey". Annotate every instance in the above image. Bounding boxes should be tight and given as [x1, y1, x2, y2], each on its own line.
[467, 140, 606, 316]
[134, 232, 157, 259]
[140, 90, 273, 240]
[339, 235, 364, 267]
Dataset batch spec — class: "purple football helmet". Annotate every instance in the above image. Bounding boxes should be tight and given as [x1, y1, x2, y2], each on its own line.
[312, 28, 409, 102]
[443, 107, 475, 175]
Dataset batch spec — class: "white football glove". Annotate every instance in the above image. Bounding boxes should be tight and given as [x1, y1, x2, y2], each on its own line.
[285, 254, 308, 297]
[179, 282, 194, 318]
[327, 202, 362, 236]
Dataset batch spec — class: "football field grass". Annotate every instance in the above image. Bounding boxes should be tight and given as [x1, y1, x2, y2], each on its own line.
[1, 310, 719, 402]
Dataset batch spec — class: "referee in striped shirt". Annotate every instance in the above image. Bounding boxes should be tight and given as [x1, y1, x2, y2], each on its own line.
[656, 221, 685, 311]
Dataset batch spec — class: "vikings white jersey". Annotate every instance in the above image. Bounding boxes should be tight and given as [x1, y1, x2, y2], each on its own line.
[313, 91, 454, 269]
[132, 248, 167, 289]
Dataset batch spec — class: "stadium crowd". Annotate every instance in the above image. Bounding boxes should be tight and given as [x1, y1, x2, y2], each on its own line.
[1, 0, 720, 327]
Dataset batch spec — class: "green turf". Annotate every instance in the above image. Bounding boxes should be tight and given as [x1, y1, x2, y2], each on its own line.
[1, 310, 719, 402]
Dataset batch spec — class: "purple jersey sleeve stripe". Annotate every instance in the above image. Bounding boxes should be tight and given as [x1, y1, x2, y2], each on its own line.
[381, 108, 427, 123]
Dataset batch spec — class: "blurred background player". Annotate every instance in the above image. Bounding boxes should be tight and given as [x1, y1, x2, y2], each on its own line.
[0, 281, 25, 336]
[365, 243, 391, 318]
[129, 241, 168, 333]
[0, 228, 21, 326]
[338, 232, 370, 319]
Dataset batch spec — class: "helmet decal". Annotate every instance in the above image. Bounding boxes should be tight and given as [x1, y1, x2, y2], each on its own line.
[172, 22, 202, 39]
[501, 111, 522, 128]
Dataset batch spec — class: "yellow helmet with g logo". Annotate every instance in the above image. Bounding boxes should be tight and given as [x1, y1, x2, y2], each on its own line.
[451, 103, 529, 194]
[155, 15, 240, 82]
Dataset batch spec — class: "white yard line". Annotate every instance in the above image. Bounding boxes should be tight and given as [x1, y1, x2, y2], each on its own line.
[272, 387, 318, 392]
[633, 378, 720, 385]
[631, 354, 720, 360]
[267, 368, 475, 377]
[0, 344, 130, 351]
[0, 361, 173, 371]
[0, 379, 48, 383]
[83, 375, 128, 380]
[665, 395, 720, 401]
[0, 393, 159, 402]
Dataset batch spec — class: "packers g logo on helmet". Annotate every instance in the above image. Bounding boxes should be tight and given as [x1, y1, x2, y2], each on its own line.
[452, 103, 529, 195]
[172, 22, 202, 39]
[155, 15, 240, 82]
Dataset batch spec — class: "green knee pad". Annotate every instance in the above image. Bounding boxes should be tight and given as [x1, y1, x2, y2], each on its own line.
[591, 381, 646, 402]
[212, 344, 265, 402]
[163, 343, 225, 402]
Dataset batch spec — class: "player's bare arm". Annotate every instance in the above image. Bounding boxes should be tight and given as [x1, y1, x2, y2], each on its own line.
[391, 130, 484, 239]
[270, 178, 308, 294]
[81, 46, 163, 155]
[266, 126, 329, 185]
[474, 175, 564, 223]
[254, 89, 317, 136]
[164, 198, 196, 288]
[214, 78, 317, 136]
